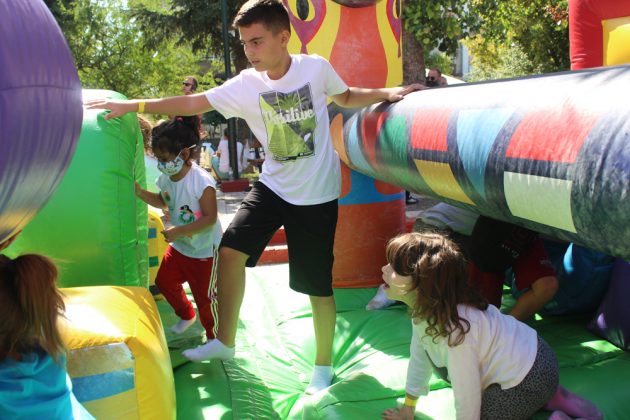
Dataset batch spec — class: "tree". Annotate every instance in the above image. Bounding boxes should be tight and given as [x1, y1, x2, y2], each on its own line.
[46, 0, 213, 98]
[464, 39, 544, 81]
[465, 0, 569, 78]
[130, 0, 249, 73]
[403, 0, 481, 83]
[131, 0, 253, 140]
[401, 0, 569, 83]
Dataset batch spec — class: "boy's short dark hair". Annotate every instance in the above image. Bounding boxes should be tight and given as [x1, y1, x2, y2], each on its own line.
[233, 0, 291, 34]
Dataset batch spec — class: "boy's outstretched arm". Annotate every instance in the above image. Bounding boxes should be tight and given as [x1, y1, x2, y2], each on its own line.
[84, 93, 214, 120]
[331, 84, 424, 109]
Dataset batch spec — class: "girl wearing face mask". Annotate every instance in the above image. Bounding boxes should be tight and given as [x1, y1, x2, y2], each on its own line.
[135, 116, 222, 340]
[380, 232, 602, 420]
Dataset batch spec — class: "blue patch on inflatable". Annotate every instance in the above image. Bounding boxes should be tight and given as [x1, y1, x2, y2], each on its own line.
[73, 368, 135, 402]
[457, 108, 515, 198]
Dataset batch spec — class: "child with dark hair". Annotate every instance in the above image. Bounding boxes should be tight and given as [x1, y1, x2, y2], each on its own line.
[380, 232, 602, 420]
[0, 234, 94, 419]
[86, 0, 421, 393]
[135, 116, 222, 340]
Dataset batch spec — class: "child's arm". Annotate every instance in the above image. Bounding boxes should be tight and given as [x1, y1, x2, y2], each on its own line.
[84, 93, 213, 120]
[135, 183, 166, 208]
[382, 325, 430, 419]
[331, 84, 424, 109]
[162, 186, 217, 242]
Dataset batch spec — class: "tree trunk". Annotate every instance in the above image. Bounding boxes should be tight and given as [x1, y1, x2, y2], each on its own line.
[402, 26, 425, 85]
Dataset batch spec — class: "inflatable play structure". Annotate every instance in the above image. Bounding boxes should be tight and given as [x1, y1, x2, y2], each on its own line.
[329, 65, 630, 260]
[61, 286, 173, 419]
[3, 0, 630, 419]
[569, 0, 630, 69]
[1, 1, 174, 419]
[7, 89, 149, 288]
[0, 0, 82, 245]
[568, 0, 630, 351]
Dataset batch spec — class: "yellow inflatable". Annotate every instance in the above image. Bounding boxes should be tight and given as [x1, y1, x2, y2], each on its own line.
[61, 286, 175, 420]
[147, 207, 168, 289]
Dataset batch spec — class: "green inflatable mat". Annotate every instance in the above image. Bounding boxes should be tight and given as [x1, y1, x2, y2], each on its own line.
[158, 264, 628, 419]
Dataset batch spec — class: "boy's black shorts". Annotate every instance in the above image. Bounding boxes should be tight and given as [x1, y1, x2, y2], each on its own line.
[220, 181, 338, 297]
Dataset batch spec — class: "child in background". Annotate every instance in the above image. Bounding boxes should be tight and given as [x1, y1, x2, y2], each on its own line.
[135, 116, 222, 340]
[0, 233, 94, 419]
[211, 129, 244, 180]
[380, 232, 602, 420]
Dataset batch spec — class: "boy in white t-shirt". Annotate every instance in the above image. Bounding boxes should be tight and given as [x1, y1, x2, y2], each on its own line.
[86, 0, 422, 394]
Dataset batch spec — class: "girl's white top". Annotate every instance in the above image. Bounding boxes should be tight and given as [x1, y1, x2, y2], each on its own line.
[407, 304, 538, 420]
[157, 163, 222, 258]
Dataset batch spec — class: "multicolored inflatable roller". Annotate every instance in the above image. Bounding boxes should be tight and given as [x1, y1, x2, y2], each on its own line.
[330, 65, 630, 260]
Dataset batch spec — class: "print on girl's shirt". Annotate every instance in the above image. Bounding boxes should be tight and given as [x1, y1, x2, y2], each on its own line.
[259, 83, 317, 162]
[178, 205, 197, 224]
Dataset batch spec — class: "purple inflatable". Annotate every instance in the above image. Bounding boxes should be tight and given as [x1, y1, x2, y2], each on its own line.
[588, 259, 630, 350]
[0, 0, 82, 244]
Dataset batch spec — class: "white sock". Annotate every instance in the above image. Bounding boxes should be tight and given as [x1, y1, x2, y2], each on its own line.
[366, 284, 396, 310]
[182, 338, 235, 362]
[170, 314, 197, 334]
[305, 365, 334, 395]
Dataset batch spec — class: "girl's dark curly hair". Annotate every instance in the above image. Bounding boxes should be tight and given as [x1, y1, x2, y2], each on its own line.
[150, 116, 200, 159]
[386, 232, 488, 346]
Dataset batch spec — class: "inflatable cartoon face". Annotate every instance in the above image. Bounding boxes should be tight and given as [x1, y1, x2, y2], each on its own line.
[331, 0, 378, 6]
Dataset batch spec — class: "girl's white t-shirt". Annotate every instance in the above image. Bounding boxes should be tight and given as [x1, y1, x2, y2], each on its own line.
[157, 163, 222, 258]
[406, 304, 538, 420]
[205, 54, 349, 205]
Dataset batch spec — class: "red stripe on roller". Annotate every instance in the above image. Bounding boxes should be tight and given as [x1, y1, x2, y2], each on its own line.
[361, 111, 387, 168]
[507, 106, 599, 163]
[411, 108, 451, 151]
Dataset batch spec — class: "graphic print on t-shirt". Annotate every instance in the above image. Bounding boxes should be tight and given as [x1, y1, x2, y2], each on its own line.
[260, 83, 317, 162]
[178, 205, 196, 224]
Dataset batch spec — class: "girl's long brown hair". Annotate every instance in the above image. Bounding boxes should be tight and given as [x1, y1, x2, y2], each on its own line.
[386, 232, 488, 346]
[0, 254, 66, 361]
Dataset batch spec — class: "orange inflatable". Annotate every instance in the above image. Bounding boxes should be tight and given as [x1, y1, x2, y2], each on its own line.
[284, 0, 404, 287]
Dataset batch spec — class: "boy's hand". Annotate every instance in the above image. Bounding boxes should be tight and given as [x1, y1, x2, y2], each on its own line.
[84, 99, 137, 120]
[134, 182, 143, 197]
[387, 84, 425, 102]
[381, 406, 414, 420]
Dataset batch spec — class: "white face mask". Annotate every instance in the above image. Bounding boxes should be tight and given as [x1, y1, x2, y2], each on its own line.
[157, 146, 195, 176]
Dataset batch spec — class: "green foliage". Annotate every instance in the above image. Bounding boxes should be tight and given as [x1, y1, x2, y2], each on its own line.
[404, 0, 480, 62]
[469, 0, 569, 74]
[46, 0, 215, 98]
[425, 51, 454, 76]
[130, 0, 248, 72]
[403, 0, 569, 80]
[464, 38, 544, 81]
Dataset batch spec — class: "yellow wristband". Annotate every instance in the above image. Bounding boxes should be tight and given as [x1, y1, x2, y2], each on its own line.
[137, 101, 145, 113]
[404, 396, 418, 407]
